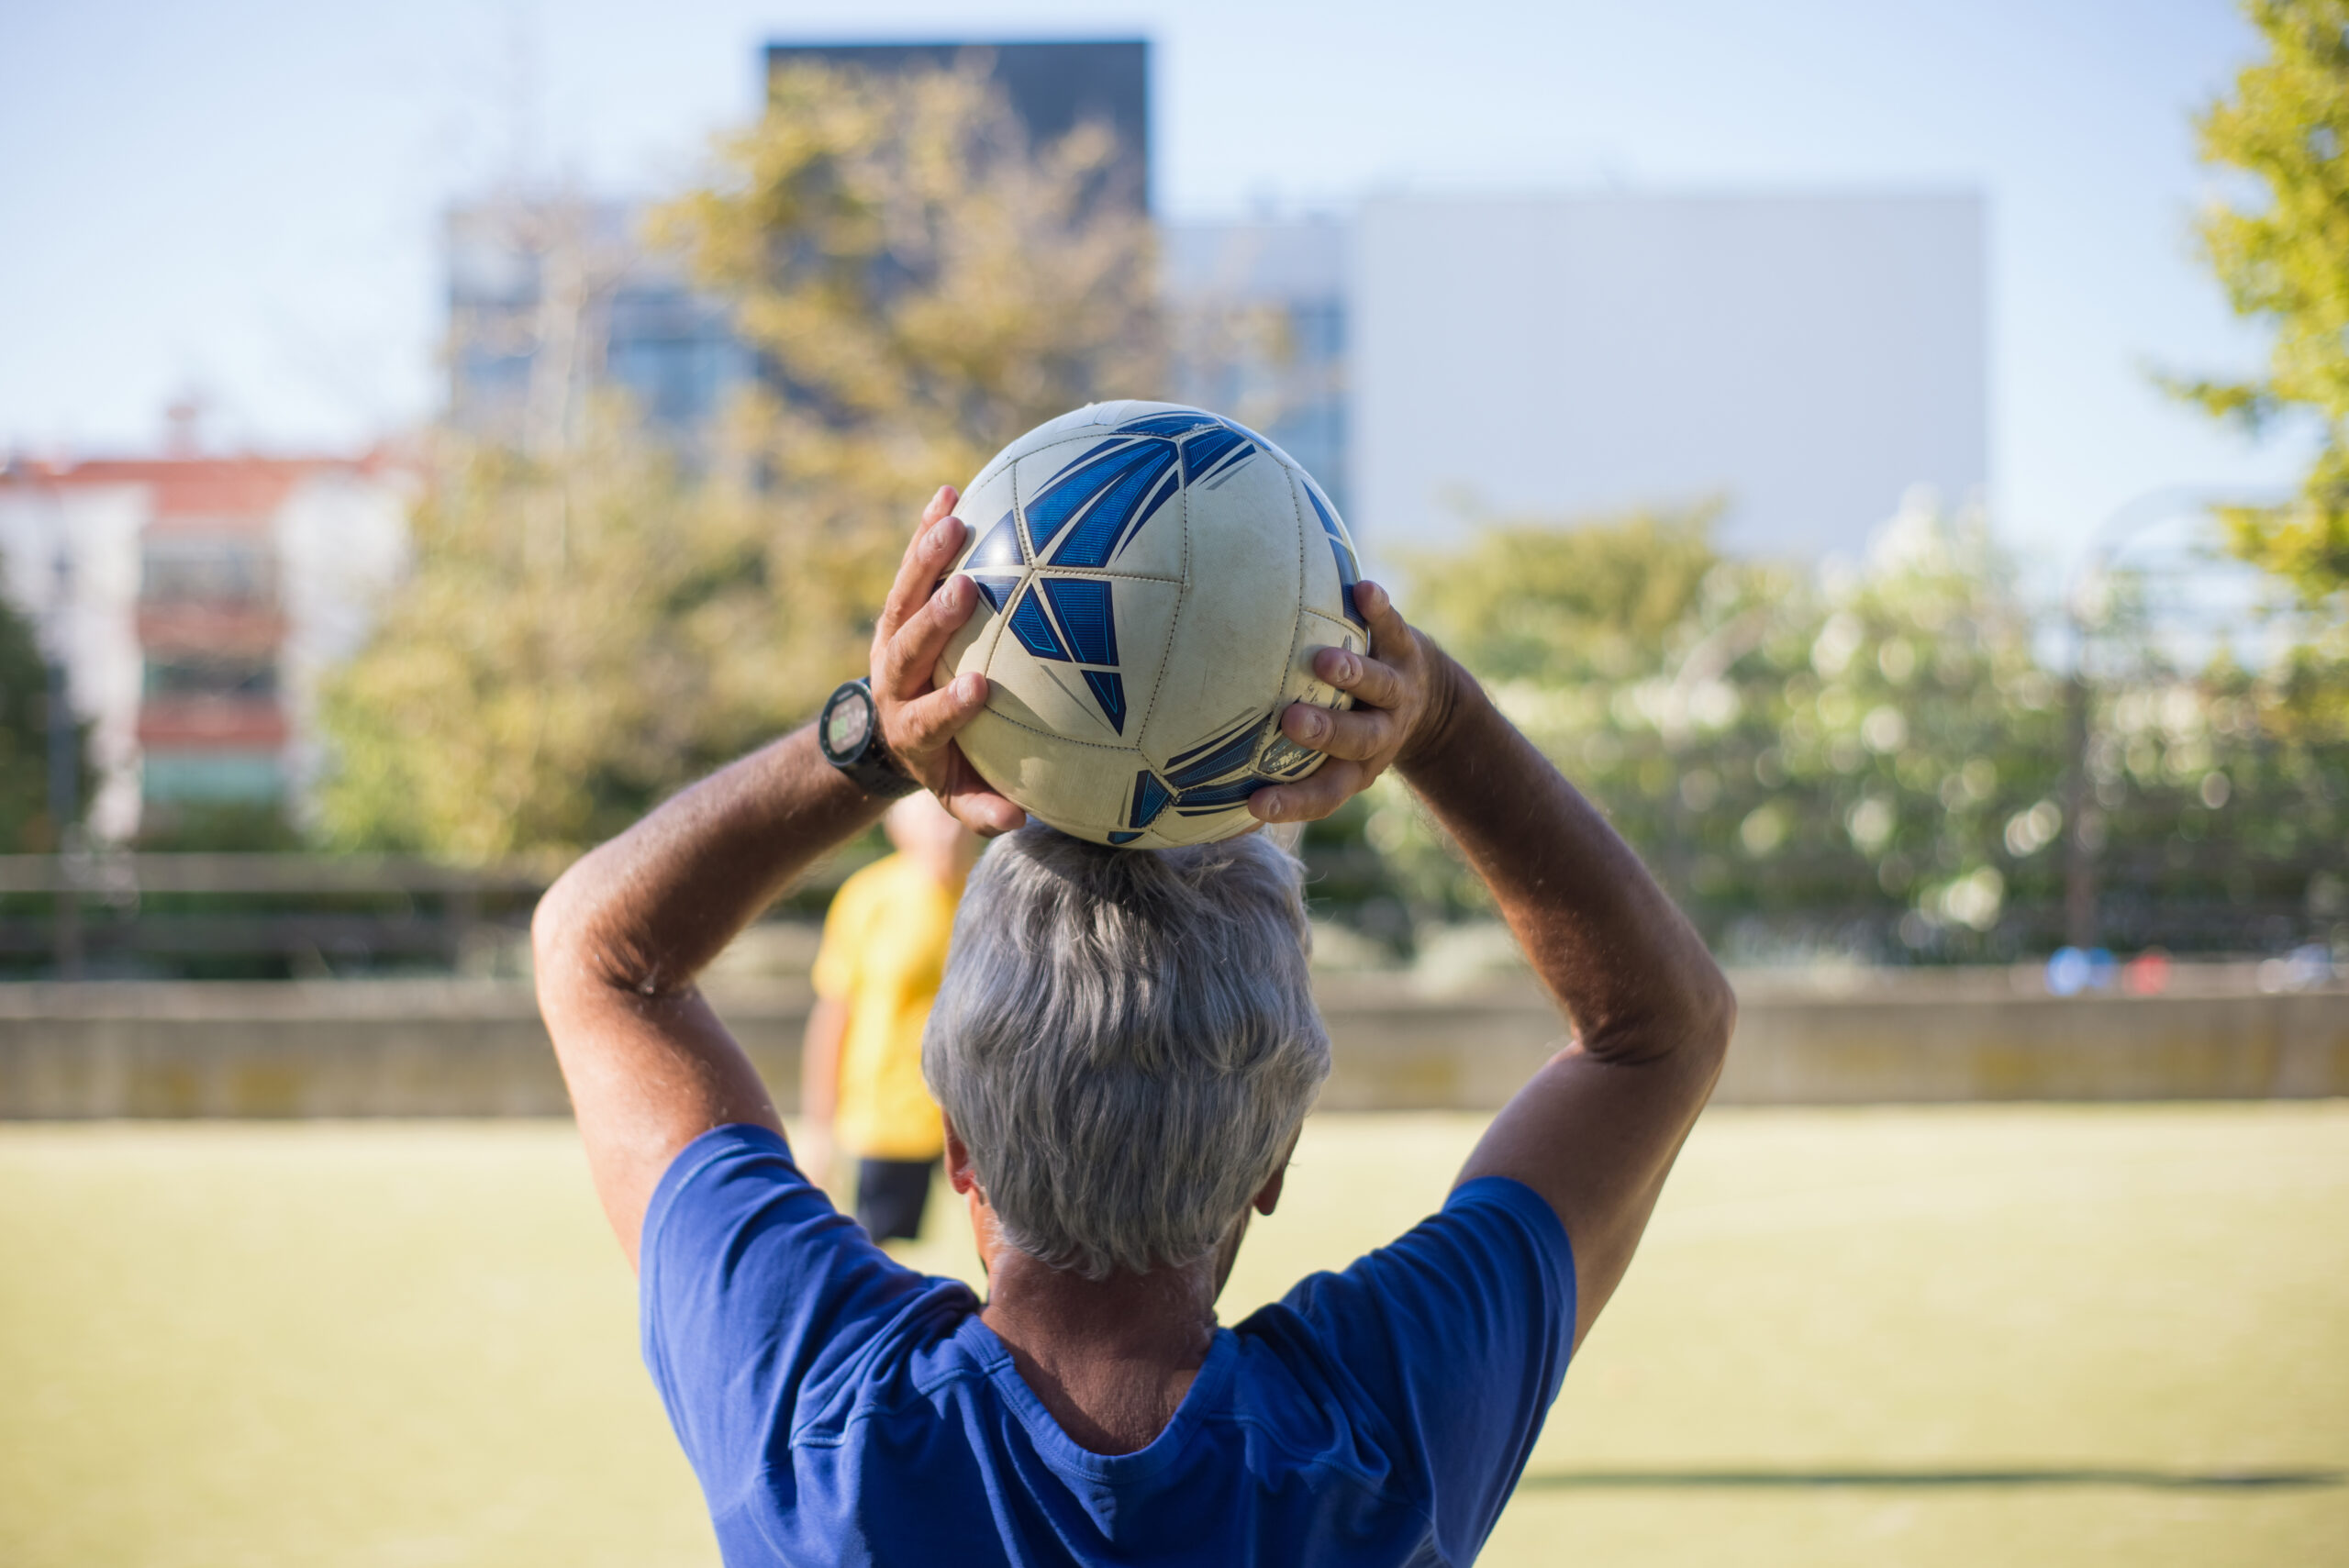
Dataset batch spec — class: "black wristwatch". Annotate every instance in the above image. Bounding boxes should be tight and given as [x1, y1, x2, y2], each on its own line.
[818, 678, 920, 799]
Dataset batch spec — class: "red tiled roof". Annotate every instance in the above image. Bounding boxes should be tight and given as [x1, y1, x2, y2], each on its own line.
[0, 451, 412, 526]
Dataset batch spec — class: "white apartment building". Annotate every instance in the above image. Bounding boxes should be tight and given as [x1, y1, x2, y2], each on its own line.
[0, 451, 410, 840]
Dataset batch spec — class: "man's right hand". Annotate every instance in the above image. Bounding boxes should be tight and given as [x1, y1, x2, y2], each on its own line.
[869, 486, 1026, 837]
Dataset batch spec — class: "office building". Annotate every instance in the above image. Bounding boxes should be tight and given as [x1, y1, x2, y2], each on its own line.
[765, 39, 1149, 209]
[449, 40, 1152, 446]
[445, 196, 751, 449]
[1162, 216, 1349, 511]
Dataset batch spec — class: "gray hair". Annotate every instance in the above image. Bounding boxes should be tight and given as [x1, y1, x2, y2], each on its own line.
[922, 826, 1330, 1280]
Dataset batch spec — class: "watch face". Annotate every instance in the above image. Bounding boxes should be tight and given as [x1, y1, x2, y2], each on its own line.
[823, 687, 874, 760]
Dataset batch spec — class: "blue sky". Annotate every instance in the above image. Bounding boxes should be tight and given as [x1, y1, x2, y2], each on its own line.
[0, 0, 2303, 567]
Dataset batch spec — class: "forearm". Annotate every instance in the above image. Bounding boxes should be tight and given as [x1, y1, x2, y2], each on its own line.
[1398, 660, 1732, 1062]
[532, 726, 888, 1262]
[800, 998, 847, 1126]
[535, 726, 885, 998]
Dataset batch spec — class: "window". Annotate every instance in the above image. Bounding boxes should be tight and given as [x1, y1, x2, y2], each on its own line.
[144, 656, 278, 699]
[141, 539, 276, 605]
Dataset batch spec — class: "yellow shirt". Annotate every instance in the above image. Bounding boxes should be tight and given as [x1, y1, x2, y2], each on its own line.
[810, 852, 962, 1161]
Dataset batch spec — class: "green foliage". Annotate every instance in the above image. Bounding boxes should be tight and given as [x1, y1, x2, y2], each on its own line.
[1387, 502, 2345, 961]
[133, 801, 306, 853]
[320, 60, 1160, 861]
[317, 415, 812, 861]
[1400, 503, 1731, 684]
[0, 593, 89, 853]
[2180, 0, 2349, 601]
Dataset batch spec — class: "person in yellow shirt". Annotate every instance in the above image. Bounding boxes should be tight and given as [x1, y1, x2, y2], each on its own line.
[799, 790, 978, 1241]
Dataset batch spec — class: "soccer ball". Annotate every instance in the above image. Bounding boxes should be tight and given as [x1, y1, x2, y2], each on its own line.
[935, 400, 1367, 848]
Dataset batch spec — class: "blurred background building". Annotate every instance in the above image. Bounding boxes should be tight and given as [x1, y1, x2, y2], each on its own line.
[1349, 192, 1987, 559]
[447, 39, 1149, 453]
[764, 39, 1149, 205]
[445, 198, 752, 450]
[442, 34, 1981, 562]
[0, 428, 408, 840]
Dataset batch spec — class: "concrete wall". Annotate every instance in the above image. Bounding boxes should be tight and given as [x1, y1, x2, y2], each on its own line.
[1, 973, 2343, 1118]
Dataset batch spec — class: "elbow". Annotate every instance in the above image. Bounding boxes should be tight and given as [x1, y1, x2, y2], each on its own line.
[529, 864, 596, 996]
[529, 877, 573, 990]
[1687, 957, 1737, 1077]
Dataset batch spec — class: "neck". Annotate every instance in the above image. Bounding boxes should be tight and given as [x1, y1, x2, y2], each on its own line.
[980, 1247, 1219, 1456]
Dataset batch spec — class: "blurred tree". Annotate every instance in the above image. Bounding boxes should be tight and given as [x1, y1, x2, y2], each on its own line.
[652, 53, 1162, 642]
[1387, 493, 2349, 961]
[317, 417, 724, 860]
[0, 591, 91, 853]
[1402, 503, 1731, 685]
[1390, 500, 2073, 961]
[319, 58, 1162, 861]
[2176, 0, 2349, 603]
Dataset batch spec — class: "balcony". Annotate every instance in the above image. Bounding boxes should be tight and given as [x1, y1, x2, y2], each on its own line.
[138, 538, 284, 651]
[137, 697, 288, 751]
[137, 599, 286, 654]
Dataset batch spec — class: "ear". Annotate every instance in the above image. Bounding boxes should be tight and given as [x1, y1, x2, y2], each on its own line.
[942, 1116, 979, 1196]
[1252, 1159, 1288, 1218]
[1253, 1131, 1300, 1217]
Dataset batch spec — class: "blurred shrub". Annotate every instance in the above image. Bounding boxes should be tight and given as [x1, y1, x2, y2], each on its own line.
[1380, 495, 2348, 962]
[0, 591, 92, 853]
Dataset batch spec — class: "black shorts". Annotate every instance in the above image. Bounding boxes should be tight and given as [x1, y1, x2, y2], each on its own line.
[855, 1158, 935, 1241]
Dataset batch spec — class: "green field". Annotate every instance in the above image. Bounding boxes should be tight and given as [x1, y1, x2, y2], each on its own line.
[3, 1106, 2343, 1566]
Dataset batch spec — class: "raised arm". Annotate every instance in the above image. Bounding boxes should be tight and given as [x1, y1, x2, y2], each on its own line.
[532, 488, 1022, 1265]
[1248, 583, 1733, 1351]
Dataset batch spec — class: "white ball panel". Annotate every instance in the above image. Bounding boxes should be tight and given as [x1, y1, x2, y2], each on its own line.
[958, 444, 1023, 535]
[1085, 482, 1186, 581]
[1138, 451, 1303, 771]
[954, 706, 1137, 837]
[1085, 575, 1184, 738]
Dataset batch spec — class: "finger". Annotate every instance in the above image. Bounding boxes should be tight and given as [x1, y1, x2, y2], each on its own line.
[1246, 759, 1365, 825]
[1310, 645, 1408, 712]
[1280, 701, 1398, 762]
[941, 747, 1024, 835]
[878, 573, 977, 699]
[890, 669, 988, 758]
[943, 779, 1027, 837]
[877, 493, 964, 640]
[921, 484, 959, 529]
[1353, 579, 1414, 662]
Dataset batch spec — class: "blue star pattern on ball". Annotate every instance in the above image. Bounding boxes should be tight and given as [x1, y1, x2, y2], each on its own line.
[988, 411, 1269, 736]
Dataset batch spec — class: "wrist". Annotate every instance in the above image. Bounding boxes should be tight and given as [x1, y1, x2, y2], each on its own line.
[1397, 645, 1480, 773]
[818, 678, 920, 799]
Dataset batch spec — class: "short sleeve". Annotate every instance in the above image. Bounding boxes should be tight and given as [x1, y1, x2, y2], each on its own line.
[809, 873, 869, 1000]
[1277, 1176, 1576, 1563]
[639, 1124, 934, 1486]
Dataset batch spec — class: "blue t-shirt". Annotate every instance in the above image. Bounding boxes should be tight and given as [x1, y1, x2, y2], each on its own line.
[640, 1125, 1576, 1566]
